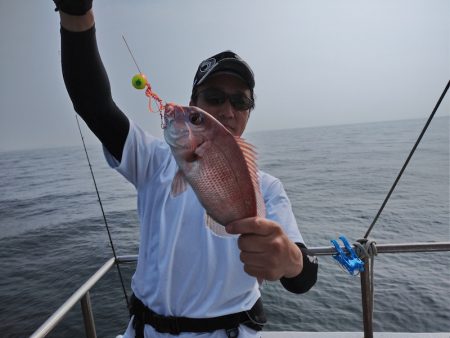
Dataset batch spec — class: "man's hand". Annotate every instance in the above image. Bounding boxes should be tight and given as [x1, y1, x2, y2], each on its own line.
[54, 0, 94, 32]
[54, 0, 93, 16]
[226, 217, 303, 281]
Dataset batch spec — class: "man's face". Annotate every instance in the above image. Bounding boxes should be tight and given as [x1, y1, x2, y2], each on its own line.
[190, 73, 252, 137]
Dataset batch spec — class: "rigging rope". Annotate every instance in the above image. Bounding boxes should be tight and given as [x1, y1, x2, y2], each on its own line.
[75, 115, 130, 308]
[364, 80, 450, 239]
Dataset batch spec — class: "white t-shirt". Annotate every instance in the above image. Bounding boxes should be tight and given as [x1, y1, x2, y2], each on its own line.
[104, 120, 304, 338]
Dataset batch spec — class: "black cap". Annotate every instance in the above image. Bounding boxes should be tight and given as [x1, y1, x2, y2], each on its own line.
[192, 50, 255, 91]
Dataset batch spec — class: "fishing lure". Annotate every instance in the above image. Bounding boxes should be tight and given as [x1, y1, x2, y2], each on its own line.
[131, 73, 147, 89]
[130, 71, 164, 113]
[131, 71, 167, 128]
[123, 36, 172, 128]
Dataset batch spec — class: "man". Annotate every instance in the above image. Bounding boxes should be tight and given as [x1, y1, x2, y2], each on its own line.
[54, 1, 318, 337]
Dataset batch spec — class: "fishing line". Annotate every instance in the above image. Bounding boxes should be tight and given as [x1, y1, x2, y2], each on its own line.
[364, 79, 450, 239]
[75, 115, 129, 308]
[122, 35, 142, 74]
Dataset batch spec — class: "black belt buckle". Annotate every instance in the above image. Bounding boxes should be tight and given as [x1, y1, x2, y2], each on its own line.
[225, 327, 240, 338]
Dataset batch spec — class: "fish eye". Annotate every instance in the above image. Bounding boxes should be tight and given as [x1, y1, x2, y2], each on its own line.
[189, 112, 204, 125]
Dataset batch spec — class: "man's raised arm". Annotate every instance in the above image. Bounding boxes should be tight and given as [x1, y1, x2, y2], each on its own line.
[57, 2, 129, 162]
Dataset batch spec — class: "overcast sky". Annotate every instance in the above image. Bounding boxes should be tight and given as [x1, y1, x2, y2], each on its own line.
[0, 0, 449, 151]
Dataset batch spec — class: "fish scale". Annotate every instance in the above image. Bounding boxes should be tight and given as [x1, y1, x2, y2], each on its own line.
[195, 148, 252, 223]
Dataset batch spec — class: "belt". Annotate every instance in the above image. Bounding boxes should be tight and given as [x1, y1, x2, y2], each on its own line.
[129, 294, 266, 336]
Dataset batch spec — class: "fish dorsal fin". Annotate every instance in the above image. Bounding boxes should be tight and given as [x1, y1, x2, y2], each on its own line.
[204, 212, 236, 238]
[235, 137, 266, 218]
[171, 169, 188, 197]
[235, 137, 257, 177]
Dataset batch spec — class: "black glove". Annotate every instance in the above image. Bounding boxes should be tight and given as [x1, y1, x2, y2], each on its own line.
[54, 0, 92, 16]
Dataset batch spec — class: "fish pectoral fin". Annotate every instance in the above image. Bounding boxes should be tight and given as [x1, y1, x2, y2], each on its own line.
[204, 213, 236, 238]
[170, 170, 188, 197]
[194, 140, 212, 158]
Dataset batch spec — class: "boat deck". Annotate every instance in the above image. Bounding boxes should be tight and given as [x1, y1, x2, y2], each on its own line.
[262, 333, 449, 338]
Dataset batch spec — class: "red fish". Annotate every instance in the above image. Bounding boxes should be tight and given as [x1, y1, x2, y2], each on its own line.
[163, 104, 265, 236]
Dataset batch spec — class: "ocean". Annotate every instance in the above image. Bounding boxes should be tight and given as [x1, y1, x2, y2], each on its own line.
[0, 117, 449, 337]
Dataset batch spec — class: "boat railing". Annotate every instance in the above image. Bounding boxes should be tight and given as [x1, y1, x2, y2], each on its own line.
[30, 255, 137, 338]
[30, 243, 450, 338]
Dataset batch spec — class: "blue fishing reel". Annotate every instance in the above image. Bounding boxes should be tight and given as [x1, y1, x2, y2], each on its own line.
[331, 235, 365, 275]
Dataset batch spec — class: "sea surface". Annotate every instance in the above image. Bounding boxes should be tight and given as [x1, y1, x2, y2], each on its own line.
[0, 117, 449, 337]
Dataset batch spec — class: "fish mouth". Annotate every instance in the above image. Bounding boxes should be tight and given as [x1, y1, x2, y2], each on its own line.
[164, 119, 196, 151]
[165, 130, 190, 148]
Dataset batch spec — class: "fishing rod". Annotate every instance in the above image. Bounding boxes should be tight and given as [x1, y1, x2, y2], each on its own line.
[70, 35, 161, 311]
[364, 79, 450, 239]
[332, 83, 449, 336]
[69, 36, 157, 311]
[75, 115, 129, 308]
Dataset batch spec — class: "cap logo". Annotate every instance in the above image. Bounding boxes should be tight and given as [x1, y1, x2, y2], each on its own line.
[199, 58, 216, 73]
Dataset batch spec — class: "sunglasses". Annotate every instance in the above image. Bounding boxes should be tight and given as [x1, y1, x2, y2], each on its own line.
[196, 88, 254, 111]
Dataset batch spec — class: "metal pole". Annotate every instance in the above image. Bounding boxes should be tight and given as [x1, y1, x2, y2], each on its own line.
[81, 291, 97, 338]
[30, 257, 116, 338]
[302, 241, 450, 256]
[360, 257, 373, 338]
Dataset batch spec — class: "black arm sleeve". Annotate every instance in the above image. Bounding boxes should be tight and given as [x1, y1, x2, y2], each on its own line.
[280, 243, 318, 294]
[61, 25, 129, 162]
